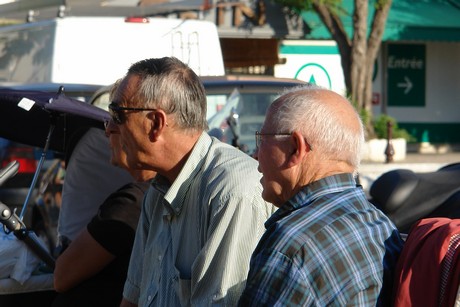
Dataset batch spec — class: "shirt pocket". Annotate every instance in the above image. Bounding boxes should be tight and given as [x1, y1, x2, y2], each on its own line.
[173, 265, 191, 306]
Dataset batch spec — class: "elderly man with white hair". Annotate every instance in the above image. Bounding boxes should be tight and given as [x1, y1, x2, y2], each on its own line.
[239, 85, 404, 306]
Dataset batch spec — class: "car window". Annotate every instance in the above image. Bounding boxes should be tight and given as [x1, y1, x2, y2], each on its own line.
[91, 90, 111, 111]
[207, 88, 286, 155]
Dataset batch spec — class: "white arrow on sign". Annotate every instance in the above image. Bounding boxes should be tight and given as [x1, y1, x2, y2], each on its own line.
[397, 76, 413, 94]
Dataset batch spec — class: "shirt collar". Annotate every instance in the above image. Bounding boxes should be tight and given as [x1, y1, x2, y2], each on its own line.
[264, 173, 357, 228]
[161, 132, 212, 215]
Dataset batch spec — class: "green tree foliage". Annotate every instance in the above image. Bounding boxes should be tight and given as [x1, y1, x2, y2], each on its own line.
[374, 114, 416, 142]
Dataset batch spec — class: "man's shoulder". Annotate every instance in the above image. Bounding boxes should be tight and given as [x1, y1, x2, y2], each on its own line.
[204, 146, 260, 185]
[99, 182, 148, 212]
[208, 140, 258, 168]
[193, 132, 259, 172]
[197, 141, 265, 199]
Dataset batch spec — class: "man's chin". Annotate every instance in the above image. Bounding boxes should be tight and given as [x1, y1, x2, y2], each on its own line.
[261, 188, 281, 207]
[261, 189, 271, 203]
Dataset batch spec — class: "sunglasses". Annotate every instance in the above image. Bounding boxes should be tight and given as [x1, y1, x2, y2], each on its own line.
[108, 102, 157, 125]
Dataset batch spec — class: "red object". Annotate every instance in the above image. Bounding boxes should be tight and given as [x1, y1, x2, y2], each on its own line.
[393, 218, 460, 307]
[1, 146, 36, 173]
[124, 17, 149, 23]
[372, 92, 380, 105]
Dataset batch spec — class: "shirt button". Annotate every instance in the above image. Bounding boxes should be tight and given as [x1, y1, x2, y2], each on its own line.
[158, 255, 162, 261]
[148, 295, 152, 301]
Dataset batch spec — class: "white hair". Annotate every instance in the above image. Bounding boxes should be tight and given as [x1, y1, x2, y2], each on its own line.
[270, 84, 364, 170]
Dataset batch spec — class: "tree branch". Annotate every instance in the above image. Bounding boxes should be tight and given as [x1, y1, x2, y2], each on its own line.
[312, 0, 352, 93]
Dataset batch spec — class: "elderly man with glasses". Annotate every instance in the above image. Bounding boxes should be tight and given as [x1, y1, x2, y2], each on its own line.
[239, 85, 404, 306]
[105, 57, 275, 307]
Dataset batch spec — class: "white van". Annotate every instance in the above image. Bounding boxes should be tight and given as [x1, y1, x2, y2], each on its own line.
[0, 16, 225, 85]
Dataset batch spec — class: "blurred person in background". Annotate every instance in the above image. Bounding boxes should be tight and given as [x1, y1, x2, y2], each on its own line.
[52, 82, 156, 307]
[56, 126, 132, 253]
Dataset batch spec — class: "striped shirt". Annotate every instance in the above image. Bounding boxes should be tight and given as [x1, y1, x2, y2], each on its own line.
[123, 132, 275, 306]
[239, 173, 403, 306]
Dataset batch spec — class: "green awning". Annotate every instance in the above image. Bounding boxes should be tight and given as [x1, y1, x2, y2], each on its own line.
[302, 0, 460, 42]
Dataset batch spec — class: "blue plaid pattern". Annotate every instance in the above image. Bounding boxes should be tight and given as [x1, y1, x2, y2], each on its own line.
[239, 173, 403, 306]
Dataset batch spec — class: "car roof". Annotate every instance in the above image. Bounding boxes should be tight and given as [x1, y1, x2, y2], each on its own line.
[200, 75, 306, 88]
[90, 75, 305, 95]
[89, 75, 306, 107]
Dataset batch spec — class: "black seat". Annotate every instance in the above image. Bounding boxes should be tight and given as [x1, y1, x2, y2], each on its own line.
[370, 166, 460, 233]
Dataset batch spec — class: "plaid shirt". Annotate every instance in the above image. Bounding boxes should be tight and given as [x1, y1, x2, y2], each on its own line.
[239, 173, 403, 306]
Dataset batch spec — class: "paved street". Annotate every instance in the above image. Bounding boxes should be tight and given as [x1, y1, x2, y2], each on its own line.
[358, 152, 460, 196]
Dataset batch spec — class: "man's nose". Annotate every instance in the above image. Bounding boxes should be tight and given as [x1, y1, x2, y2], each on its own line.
[104, 119, 119, 137]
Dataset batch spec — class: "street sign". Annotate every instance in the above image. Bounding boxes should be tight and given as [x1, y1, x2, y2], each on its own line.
[387, 44, 426, 107]
[294, 62, 332, 90]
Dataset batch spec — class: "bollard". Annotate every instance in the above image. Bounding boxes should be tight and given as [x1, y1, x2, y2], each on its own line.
[385, 120, 395, 163]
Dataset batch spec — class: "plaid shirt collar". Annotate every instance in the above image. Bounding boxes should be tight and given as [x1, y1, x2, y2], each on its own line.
[265, 173, 357, 229]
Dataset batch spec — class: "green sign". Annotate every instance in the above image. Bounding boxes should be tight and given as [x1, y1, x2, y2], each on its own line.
[294, 63, 332, 89]
[387, 44, 426, 107]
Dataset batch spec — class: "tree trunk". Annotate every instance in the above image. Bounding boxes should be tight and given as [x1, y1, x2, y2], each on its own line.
[314, 0, 393, 137]
[306, 0, 393, 139]
[350, 0, 368, 108]
[312, 1, 352, 93]
[363, 0, 393, 137]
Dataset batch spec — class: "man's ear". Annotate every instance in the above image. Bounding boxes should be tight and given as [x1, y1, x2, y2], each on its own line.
[287, 131, 309, 167]
[147, 110, 168, 141]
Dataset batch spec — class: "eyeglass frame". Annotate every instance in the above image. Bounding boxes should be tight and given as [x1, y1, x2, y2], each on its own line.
[108, 102, 157, 125]
[255, 131, 313, 150]
[255, 131, 292, 149]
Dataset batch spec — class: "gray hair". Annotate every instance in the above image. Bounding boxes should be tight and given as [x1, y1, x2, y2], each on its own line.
[126, 57, 208, 131]
[271, 84, 364, 169]
[109, 78, 122, 101]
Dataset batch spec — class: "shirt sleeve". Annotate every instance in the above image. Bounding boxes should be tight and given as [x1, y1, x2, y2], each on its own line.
[87, 218, 134, 256]
[87, 182, 146, 257]
[189, 193, 271, 306]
